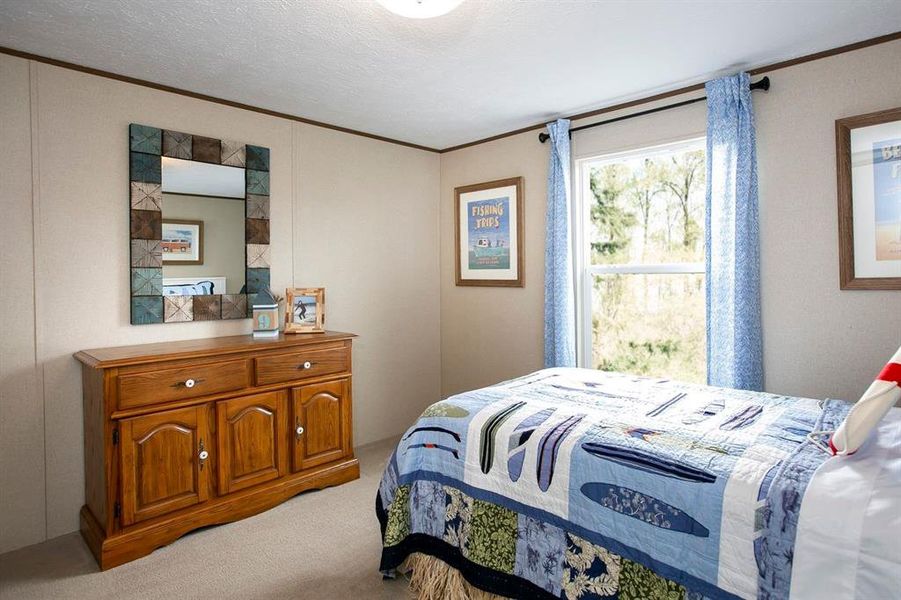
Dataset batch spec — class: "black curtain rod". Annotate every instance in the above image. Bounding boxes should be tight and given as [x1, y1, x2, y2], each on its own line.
[538, 76, 770, 144]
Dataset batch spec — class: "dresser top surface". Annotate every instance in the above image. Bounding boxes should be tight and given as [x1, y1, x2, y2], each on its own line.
[75, 331, 356, 369]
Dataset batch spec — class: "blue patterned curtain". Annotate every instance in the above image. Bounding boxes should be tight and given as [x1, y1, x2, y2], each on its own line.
[705, 72, 763, 391]
[544, 119, 576, 368]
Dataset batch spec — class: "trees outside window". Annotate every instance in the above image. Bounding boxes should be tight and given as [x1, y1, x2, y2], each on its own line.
[578, 139, 706, 383]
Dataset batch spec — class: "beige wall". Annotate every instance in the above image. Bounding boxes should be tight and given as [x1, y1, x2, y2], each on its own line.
[0, 55, 440, 552]
[292, 124, 441, 466]
[440, 39, 901, 400]
[0, 56, 45, 554]
[162, 193, 246, 294]
[440, 135, 549, 396]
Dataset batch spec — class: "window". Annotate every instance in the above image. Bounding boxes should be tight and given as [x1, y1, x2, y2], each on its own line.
[576, 138, 707, 383]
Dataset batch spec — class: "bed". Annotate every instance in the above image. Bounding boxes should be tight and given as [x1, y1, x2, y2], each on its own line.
[376, 368, 901, 599]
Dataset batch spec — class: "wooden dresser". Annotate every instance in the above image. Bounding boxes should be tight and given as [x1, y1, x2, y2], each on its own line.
[75, 331, 358, 569]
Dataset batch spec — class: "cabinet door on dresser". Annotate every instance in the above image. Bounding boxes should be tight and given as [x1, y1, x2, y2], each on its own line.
[216, 391, 288, 494]
[119, 405, 211, 526]
[291, 379, 350, 472]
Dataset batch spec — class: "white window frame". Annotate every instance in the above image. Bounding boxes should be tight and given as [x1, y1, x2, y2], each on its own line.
[573, 137, 706, 369]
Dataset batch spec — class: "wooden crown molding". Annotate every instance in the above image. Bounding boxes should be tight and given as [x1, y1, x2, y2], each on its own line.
[2, 30, 899, 155]
[0, 45, 441, 153]
[438, 30, 901, 153]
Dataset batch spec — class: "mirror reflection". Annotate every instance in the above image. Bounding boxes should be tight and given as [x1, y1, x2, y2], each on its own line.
[160, 158, 245, 295]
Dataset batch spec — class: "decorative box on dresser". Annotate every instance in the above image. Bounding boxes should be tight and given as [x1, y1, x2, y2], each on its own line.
[75, 331, 358, 569]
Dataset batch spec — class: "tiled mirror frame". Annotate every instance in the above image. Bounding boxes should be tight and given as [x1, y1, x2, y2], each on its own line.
[128, 123, 271, 325]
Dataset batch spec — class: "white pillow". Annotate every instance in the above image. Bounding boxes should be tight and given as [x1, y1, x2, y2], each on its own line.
[830, 345, 901, 456]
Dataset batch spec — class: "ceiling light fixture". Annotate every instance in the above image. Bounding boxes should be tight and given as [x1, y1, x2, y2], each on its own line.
[375, 0, 463, 19]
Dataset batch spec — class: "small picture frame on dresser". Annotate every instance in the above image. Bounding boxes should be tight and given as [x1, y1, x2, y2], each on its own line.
[285, 287, 325, 333]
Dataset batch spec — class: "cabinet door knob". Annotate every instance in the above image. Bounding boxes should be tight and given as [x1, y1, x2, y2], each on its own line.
[198, 439, 208, 470]
[302, 361, 312, 370]
[296, 426, 305, 437]
[185, 378, 196, 388]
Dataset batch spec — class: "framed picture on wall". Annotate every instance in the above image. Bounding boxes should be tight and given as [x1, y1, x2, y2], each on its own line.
[836, 106, 901, 290]
[285, 287, 325, 333]
[161, 219, 204, 265]
[455, 177, 524, 287]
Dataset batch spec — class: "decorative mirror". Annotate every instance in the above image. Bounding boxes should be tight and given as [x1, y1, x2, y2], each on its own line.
[128, 123, 270, 324]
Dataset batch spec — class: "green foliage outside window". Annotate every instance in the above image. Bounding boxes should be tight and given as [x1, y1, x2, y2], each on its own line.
[588, 146, 706, 384]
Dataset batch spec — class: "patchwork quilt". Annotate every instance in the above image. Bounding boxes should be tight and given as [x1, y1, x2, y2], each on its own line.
[376, 368, 852, 600]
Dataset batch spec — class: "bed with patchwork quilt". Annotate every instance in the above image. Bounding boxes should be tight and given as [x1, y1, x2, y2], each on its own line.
[376, 368, 901, 599]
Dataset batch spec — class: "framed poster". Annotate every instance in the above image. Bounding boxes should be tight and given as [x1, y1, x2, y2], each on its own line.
[836, 107, 901, 290]
[455, 177, 524, 287]
[285, 287, 325, 333]
[161, 219, 204, 265]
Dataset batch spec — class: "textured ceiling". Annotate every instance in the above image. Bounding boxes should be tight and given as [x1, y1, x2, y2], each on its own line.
[2, 0, 900, 150]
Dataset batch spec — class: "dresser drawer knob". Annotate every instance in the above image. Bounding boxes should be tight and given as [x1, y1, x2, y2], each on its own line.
[171, 377, 203, 390]
[301, 361, 312, 370]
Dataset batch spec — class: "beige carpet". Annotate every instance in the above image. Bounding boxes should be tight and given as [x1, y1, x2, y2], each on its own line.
[0, 437, 410, 599]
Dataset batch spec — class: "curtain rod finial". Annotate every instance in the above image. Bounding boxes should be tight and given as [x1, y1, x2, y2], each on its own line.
[751, 76, 770, 91]
[539, 132, 550, 143]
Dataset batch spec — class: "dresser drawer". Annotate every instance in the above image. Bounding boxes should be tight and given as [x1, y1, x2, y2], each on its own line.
[117, 359, 251, 409]
[255, 345, 349, 386]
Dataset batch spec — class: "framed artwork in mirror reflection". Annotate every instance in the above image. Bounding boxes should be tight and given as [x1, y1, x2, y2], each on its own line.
[161, 219, 203, 264]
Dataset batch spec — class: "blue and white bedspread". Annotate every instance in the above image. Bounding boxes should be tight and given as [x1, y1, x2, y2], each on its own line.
[376, 368, 901, 600]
